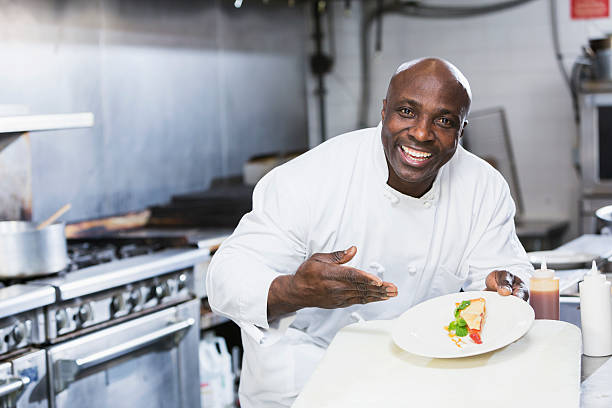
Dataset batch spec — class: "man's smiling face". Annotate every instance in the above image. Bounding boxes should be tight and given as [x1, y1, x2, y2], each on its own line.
[381, 59, 471, 197]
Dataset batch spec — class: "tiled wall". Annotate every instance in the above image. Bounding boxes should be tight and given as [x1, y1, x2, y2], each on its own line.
[0, 0, 308, 222]
[305, 0, 612, 238]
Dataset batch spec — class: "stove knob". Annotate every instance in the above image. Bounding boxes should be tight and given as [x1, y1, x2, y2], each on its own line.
[177, 273, 187, 291]
[129, 288, 143, 309]
[78, 303, 94, 324]
[111, 294, 126, 316]
[154, 282, 170, 300]
[56, 309, 68, 331]
[11, 322, 26, 344]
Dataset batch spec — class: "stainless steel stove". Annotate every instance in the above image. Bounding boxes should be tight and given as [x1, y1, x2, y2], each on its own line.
[0, 240, 210, 408]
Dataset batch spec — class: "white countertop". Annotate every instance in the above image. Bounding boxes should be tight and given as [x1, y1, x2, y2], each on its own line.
[294, 320, 581, 408]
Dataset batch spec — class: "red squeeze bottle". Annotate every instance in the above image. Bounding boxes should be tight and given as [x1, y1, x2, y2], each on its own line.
[529, 259, 560, 320]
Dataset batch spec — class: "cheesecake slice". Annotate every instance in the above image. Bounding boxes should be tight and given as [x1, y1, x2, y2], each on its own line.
[458, 298, 486, 344]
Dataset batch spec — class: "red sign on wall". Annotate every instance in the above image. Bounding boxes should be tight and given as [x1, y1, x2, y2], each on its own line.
[571, 0, 610, 19]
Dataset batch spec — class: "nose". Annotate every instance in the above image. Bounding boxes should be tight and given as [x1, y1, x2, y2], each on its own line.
[409, 118, 434, 143]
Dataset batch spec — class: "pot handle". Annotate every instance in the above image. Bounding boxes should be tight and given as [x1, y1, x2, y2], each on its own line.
[54, 318, 194, 393]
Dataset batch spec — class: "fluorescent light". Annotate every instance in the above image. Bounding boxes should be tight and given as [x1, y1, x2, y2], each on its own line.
[234, 0, 243, 8]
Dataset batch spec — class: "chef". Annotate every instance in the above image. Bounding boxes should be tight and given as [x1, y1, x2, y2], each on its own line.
[206, 57, 533, 407]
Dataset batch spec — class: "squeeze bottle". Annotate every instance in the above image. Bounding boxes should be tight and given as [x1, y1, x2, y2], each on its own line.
[529, 259, 559, 320]
[579, 261, 612, 356]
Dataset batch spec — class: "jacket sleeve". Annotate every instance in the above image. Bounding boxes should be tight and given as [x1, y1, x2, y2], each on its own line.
[205, 167, 308, 345]
[462, 174, 533, 292]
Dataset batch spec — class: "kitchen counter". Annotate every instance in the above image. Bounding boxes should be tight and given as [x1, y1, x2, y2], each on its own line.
[553, 234, 612, 406]
[582, 355, 612, 407]
[294, 320, 582, 408]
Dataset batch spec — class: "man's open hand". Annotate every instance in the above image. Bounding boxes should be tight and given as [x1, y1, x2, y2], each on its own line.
[485, 270, 529, 301]
[267, 246, 398, 320]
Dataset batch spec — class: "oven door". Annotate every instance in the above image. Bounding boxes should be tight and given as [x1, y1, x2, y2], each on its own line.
[47, 299, 199, 408]
[0, 348, 48, 408]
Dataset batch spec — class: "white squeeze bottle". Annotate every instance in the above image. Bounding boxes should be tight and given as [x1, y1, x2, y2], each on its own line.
[579, 261, 612, 357]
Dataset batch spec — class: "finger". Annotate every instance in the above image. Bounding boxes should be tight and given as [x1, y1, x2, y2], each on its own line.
[344, 295, 393, 306]
[485, 270, 513, 296]
[313, 246, 357, 265]
[325, 265, 383, 286]
[512, 276, 529, 301]
[335, 284, 397, 298]
[495, 271, 514, 296]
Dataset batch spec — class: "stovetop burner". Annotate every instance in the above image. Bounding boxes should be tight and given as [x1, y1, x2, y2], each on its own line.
[0, 241, 167, 287]
[66, 242, 164, 271]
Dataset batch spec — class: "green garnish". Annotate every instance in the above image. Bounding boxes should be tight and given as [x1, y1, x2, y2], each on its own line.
[455, 326, 468, 337]
[448, 302, 471, 337]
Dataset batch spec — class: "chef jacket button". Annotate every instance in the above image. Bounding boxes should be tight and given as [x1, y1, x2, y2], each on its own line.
[423, 201, 432, 208]
[407, 265, 417, 275]
[367, 262, 385, 280]
[383, 190, 399, 205]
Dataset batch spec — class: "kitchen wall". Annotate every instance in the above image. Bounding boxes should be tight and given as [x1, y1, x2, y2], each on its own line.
[0, 0, 308, 222]
[306, 0, 612, 239]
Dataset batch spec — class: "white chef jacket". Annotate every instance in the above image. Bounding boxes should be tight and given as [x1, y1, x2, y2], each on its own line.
[206, 123, 533, 408]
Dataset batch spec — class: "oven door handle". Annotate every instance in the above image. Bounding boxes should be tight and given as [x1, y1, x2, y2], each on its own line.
[54, 318, 195, 393]
[0, 375, 30, 407]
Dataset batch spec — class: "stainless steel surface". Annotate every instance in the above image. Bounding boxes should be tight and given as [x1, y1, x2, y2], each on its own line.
[47, 299, 200, 408]
[588, 36, 612, 81]
[54, 318, 194, 393]
[36, 247, 208, 300]
[0, 376, 29, 400]
[561, 296, 582, 328]
[0, 349, 49, 408]
[45, 268, 194, 339]
[194, 258, 210, 298]
[0, 222, 68, 277]
[582, 355, 612, 407]
[0, 285, 55, 319]
[579, 93, 612, 195]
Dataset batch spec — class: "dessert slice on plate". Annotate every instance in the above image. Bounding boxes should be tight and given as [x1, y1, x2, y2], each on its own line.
[447, 298, 486, 344]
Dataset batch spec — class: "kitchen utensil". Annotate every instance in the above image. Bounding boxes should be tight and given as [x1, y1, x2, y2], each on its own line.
[391, 290, 534, 358]
[37, 203, 71, 230]
[293, 320, 580, 408]
[527, 250, 597, 269]
[596, 204, 612, 234]
[0, 221, 68, 277]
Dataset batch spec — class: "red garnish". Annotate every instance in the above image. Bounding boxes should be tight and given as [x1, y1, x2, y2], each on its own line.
[469, 329, 482, 344]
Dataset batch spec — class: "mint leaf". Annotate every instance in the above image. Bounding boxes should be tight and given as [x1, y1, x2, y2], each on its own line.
[449, 321, 457, 331]
[454, 300, 471, 318]
[456, 326, 468, 337]
[457, 317, 467, 327]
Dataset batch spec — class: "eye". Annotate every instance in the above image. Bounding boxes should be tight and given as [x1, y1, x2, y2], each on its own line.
[436, 117, 455, 128]
[398, 107, 415, 118]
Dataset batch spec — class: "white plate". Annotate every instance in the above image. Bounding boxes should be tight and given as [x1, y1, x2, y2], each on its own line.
[392, 291, 535, 358]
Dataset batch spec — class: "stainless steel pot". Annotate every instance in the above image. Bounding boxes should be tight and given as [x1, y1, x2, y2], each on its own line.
[0, 221, 68, 278]
[595, 205, 612, 235]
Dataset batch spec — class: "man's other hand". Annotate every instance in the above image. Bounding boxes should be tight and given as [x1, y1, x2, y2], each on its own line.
[485, 270, 529, 301]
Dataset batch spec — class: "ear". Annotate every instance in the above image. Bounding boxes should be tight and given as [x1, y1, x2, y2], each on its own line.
[458, 120, 468, 139]
[381, 99, 387, 121]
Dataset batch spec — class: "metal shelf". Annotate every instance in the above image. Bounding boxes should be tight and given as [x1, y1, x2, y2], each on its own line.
[0, 113, 94, 134]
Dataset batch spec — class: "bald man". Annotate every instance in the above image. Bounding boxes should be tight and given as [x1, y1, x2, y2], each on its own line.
[207, 57, 533, 407]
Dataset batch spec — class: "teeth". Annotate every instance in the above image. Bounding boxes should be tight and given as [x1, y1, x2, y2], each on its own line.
[401, 145, 432, 159]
